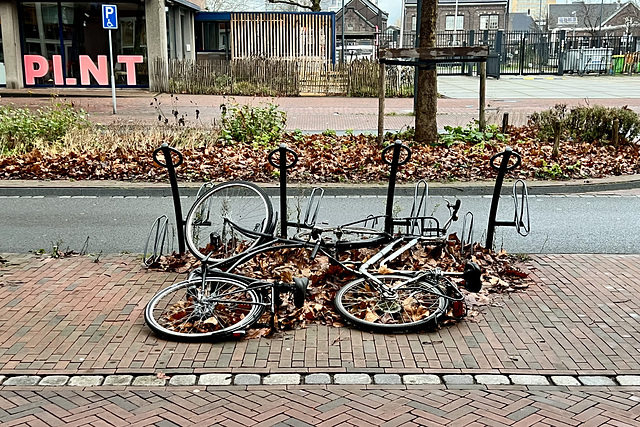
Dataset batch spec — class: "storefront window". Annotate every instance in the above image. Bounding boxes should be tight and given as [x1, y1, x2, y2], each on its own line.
[19, 1, 148, 87]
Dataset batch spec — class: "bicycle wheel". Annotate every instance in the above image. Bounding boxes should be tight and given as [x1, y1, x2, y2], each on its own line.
[294, 226, 388, 250]
[334, 274, 447, 332]
[145, 276, 264, 341]
[185, 181, 274, 262]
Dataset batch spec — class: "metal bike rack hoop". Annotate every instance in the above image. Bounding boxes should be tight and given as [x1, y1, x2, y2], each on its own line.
[152, 143, 186, 254]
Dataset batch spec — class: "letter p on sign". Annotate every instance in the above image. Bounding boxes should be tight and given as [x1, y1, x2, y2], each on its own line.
[102, 5, 118, 29]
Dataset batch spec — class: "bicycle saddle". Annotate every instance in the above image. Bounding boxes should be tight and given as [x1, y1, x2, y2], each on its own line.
[292, 277, 309, 308]
[463, 261, 483, 293]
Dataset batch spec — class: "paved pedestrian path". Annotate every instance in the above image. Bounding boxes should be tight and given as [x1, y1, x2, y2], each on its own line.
[1, 252, 640, 425]
[2, 75, 640, 131]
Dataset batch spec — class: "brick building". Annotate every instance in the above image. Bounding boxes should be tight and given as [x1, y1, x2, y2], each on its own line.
[403, 0, 508, 36]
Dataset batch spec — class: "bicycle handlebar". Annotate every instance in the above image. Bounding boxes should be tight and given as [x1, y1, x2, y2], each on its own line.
[153, 143, 183, 168]
[449, 199, 461, 222]
[489, 148, 521, 172]
[381, 142, 411, 166]
[268, 144, 299, 169]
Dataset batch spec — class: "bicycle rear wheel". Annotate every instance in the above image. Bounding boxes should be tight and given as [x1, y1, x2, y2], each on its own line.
[334, 274, 447, 332]
[185, 181, 274, 262]
[145, 276, 264, 341]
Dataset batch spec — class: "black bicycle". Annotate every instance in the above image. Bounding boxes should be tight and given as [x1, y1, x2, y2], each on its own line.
[144, 141, 482, 340]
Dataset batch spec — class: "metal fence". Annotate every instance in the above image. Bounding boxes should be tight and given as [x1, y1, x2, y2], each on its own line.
[380, 30, 640, 77]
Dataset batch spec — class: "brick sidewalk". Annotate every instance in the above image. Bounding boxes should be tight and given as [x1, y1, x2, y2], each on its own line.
[1, 253, 639, 376]
[1, 253, 640, 425]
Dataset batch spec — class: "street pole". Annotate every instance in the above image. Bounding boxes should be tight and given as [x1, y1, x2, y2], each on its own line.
[341, 0, 345, 63]
[453, 0, 459, 45]
[598, 0, 604, 47]
[108, 29, 117, 114]
[399, 0, 405, 48]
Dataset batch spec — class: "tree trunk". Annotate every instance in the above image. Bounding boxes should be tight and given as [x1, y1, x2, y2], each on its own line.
[415, 0, 438, 144]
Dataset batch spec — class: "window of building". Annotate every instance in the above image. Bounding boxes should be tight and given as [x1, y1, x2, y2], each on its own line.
[19, 1, 148, 87]
[411, 15, 416, 31]
[479, 14, 499, 30]
[197, 22, 229, 52]
[445, 15, 464, 31]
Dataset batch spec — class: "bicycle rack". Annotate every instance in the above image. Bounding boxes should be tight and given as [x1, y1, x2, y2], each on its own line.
[461, 211, 474, 258]
[302, 187, 324, 227]
[513, 179, 530, 237]
[485, 147, 530, 249]
[409, 180, 428, 235]
[152, 143, 186, 254]
[143, 215, 169, 266]
[268, 144, 299, 239]
[383, 140, 412, 235]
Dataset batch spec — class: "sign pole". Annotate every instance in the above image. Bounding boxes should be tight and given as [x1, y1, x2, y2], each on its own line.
[108, 29, 117, 114]
[102, 4, 118, 114]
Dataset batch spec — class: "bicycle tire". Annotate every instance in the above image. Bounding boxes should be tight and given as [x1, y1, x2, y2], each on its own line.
[294, 226, 388, 250]
[185, 181, 274, 262]
[145, 276, 264, 341]
[334, 274, 447, 332]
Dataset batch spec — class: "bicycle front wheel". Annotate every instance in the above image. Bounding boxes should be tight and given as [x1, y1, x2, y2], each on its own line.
[185, 181, 274, 262]
[334, 274, 447, 332]
[145, 276, 264, 341]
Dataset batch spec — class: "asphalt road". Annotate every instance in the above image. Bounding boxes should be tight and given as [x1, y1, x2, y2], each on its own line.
[1, 191, 638, 255]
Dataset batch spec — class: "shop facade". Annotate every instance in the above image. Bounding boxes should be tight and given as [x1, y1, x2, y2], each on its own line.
[0, 0, 203, 89]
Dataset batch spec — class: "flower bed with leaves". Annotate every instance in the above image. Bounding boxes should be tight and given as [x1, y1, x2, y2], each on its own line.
[1, 101, 639, 183]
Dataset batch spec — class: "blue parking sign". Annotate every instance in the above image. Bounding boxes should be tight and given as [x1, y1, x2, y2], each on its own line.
[102, 5, 118, 29]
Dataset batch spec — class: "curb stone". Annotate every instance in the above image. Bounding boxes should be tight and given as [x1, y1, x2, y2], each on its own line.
[579, 376, 617, 386]
[39, 376, 70, 386]
[0, 373, 632, 387]
[169, 375, 197, 386]
[443, 374, 474, 385]
[104, 375, 133, 386]
[68, 376, 103, 387]
[510, 375, 550, 386]
[551, 376, 581, 386]
[4, 376, 41, 386]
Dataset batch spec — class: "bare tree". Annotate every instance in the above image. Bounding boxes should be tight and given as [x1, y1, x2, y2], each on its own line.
[414, 0, 438, 143]
[577, 2, 602, 36]
[267, 0, 322, 12]
[207, 0, 254, 10]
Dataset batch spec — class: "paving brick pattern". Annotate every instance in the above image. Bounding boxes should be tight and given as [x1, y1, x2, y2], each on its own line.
[1, 386, 640, 426]
[1, 253, 640, 377]
[4, 91, 640, 131]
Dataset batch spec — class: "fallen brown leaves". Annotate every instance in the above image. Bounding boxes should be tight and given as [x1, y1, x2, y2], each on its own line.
[1, 128, 638, 182]
[150, 234, 531, 336]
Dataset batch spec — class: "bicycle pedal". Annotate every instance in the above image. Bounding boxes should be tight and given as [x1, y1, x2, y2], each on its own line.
[452, 300, 466, 318]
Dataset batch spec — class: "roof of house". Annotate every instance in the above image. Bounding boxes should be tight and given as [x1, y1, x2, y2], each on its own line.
[405, 0, 507, 5]
[510, 12, 538, 31]
[338, 0, 389, 19]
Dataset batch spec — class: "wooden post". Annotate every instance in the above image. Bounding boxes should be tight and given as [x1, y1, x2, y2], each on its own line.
[552, 120, 561, 158]
[479, 61, 486, 131]
[377, 61, 386, 146]
[613, 118, 620, 147]
[501, 112, 509, 133]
